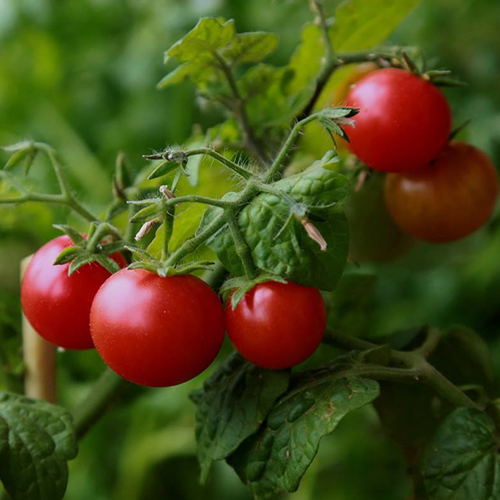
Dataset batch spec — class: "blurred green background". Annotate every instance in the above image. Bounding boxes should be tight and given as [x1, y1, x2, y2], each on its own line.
[0, 0, 499, 499]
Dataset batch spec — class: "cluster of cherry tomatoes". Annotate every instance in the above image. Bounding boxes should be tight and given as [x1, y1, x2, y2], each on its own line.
[20, 67, 499, 389]
[344, 67, 498, 243]
[21, 235, 326, 387]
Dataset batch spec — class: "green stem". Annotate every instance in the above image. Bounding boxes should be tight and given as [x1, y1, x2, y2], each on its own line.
[164, 194, 233, 209]
[264, 114, 318, 182]
[214, 53, 269, 165]
[323, 329, 478, 409]
[226, 210, 257, 279]
[418, 362, 478, 409]
[185, 149, 254, 180]
[86, 222, 115, 252]
[43, 147, 73, 196]
[73, 369, 125, 440]
[165, 211, 227, 267]
[162, 207, 175, 260]
[412, 327, 441, 358]
[312, 0, 334, 63]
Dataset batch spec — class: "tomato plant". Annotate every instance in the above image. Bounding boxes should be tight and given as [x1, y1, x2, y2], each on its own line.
[0, 2, 499, 500]
[226, 281, 326, 369]
[345, 68, 452, 172]
[385, 142, 499, 242]
[90, 269, 225, 387]
[21, 235, 126, 350]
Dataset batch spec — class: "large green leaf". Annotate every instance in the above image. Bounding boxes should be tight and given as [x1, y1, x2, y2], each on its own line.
[165, 18, 236, 64]
[190, 354, 290, 483]
[199, 163, 351, 290]
[331, 0, 421, 51]
[159, 18, 278, 91]
[287, 23, 324, 94]
[423, 408, 500, 500]
[0, 392, 77, 500]
[240, 64, 313, 132]
[228, 367, 379, 499]
[222, 32, 279, 64]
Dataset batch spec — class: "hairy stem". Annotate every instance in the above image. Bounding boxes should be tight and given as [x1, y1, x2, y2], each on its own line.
[164, 194, 232, 209]
[264, 114, 318, 182]
[165, 211, 227, 267]
[185, 148, 255, 180]
[311, 0, 334, 64]
[74, 369, 125, 439]
[226, 210, 257, 279]
[214, 53, 269, 165]
[323, 329, 478, 409]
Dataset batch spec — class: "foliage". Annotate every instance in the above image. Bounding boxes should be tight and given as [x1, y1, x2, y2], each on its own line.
[0, 0, 499, 499]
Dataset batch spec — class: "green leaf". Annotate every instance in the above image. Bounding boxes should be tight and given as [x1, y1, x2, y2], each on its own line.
[241, 65, 314, 131]
[287, 23, 324, 94]
[190, 353, 290, 483]
[423, 408, 500, 500]
[164, 18, 236, 64]
[0, 392, 77, 500]
[228, 370, 379, 499]
[222, 32, 279, 64]
[199, 165, 350, 290]
[331, 0, 421, 51]
[157, 62, 221, 90]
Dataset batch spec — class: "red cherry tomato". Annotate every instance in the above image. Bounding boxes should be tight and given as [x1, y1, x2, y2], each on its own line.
[90, 269, 225, 387]
[225, 281, 326, 369]
[345, 68, 451, 172]
[384, 142, 499, 243]
[21, 235, 127, 350]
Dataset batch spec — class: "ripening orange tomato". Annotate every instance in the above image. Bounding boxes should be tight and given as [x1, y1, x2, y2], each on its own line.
[384, 142, 498, 243]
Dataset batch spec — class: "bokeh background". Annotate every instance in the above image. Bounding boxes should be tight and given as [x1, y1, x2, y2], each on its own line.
[0, 0, 499, 499]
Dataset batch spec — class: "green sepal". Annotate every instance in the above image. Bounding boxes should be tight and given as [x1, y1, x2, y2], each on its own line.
[126, 258, 214, 278]
[130, 201, 166, 224]
[2, 141, 36, 172]
[68, 255, 94, 276]
[53, 224, 86, 245]
[220, 274, 287, 311]
[53, 246, 80, 265]
[93, 254, 122, 274]
[147, 160, 179, 180]
[318, 107, 359, 119]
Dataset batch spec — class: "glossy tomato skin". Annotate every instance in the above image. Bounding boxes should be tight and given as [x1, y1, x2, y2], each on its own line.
[384, 142, 499, 243]
[345, 68, 451, 172]
[225, 281, 326, 369]
[21, 235, 127, 350]
[90, 269, 225, 387]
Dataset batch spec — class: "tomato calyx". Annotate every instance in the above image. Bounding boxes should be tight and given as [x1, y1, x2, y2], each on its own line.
[221, 273, 287, 311]
[125, 244, 214, 277]
[53, 223, 128, 276]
